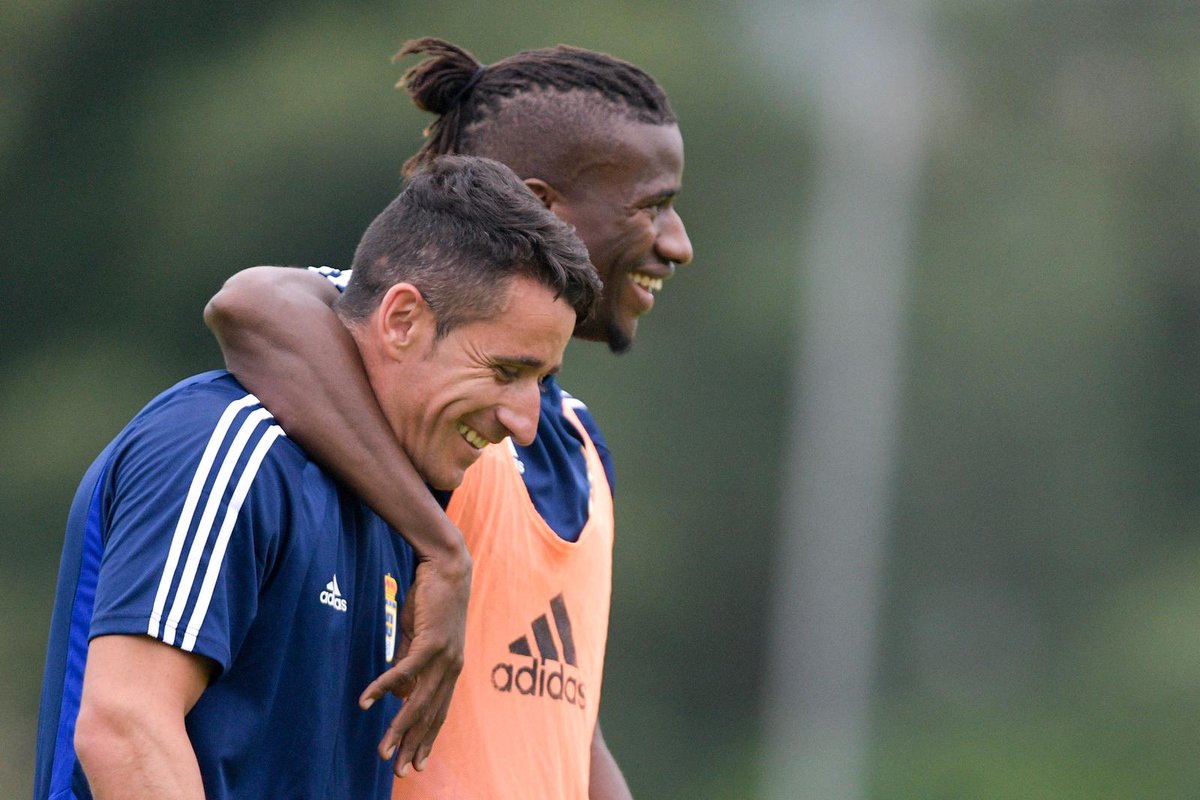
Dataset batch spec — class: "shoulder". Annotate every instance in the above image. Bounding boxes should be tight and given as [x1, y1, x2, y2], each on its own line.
[98, 373, 331, 590]
[118, 371, 273, 451]
[109, 371, 308, 494]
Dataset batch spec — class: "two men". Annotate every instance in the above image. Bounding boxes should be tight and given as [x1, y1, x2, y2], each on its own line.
[207, 38, 693, 798]
[34, 156, 599, 799]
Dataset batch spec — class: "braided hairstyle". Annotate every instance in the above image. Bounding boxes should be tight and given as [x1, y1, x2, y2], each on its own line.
[395, 37, 677, 177]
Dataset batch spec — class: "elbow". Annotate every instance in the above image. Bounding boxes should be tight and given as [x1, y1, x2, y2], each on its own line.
[204, 266, 280, 340]
[204, 266, 340, 343]
[75, 696, 132, 778]
[203, 291, 233, 339]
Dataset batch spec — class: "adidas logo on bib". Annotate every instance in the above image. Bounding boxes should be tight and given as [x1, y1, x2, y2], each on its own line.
[490, 593, 586, 710]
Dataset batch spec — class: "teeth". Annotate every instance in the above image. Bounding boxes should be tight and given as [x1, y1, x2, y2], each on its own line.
[456, 422, 488, 450]
[630, 273, 663, 293]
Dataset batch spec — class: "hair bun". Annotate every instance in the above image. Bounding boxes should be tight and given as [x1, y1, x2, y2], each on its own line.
[395, 37, 484, 115]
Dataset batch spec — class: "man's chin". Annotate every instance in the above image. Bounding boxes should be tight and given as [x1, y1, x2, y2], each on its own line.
[570, 317, 636, 354]
[605, 320, 635, 354]
[427, 468, 467, 492]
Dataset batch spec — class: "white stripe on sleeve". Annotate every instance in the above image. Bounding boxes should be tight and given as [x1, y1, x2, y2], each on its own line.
[148, 393, 260, 639]
[162, 406, 273, 646]
[181, 424, 285, 653]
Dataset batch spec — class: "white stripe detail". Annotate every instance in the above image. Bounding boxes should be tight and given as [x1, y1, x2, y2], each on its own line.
[562, 396, 587, 411]
[181, 424, 284, 652]
[162, 407, 273, 645]
[307, 265, 350, 291]
[148, 393, 261, 638]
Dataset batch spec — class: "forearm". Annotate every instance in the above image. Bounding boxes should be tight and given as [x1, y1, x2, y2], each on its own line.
[589, 723, 634, 800]
[205, 267, 466, 564]
[75, 635, 210, 799]
[75, 707, 205, 799]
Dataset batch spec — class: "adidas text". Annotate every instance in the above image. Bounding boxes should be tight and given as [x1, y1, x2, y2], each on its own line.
[491, 657, 586, 710]
[320, 576, 348, 612]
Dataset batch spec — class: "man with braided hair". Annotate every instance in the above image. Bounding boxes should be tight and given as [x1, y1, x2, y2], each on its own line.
[207, 37, 693, 800]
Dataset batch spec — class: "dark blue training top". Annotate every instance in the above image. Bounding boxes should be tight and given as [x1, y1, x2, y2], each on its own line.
[35, 371, 416, 800]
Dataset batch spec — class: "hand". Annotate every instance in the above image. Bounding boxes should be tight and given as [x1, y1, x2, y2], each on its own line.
[358, 549, 472, 777]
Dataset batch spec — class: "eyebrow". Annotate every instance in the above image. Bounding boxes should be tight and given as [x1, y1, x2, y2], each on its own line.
[494, 355, 561, 375]
[643, 188, 680, 205]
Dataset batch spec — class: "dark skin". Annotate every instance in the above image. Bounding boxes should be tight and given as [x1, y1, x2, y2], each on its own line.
[206, 119, 692, 795]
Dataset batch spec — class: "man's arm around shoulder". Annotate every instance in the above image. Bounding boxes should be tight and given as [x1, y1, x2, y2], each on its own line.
[205, 265, 471, 773]
[75, 634, 214, 799]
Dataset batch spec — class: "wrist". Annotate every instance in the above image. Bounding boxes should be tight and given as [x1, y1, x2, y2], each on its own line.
[413, 528, 471, 581]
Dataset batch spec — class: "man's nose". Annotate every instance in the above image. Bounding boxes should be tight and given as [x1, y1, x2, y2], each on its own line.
[498, 382, 541, 447]
[656, 207, 693, 267]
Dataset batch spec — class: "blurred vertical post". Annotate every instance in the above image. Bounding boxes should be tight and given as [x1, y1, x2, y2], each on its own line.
[757, 3, 931, 798]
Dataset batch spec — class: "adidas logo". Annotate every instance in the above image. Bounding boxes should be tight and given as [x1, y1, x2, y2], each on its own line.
[490, 593, 586, 710]
[320, 575, 348, 612]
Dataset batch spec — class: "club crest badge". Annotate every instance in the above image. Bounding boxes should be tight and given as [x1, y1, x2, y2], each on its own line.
[384, 574, 398, 662]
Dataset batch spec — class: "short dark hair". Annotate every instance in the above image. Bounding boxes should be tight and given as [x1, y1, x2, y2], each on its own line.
[338, 155, 599, 335]
[394, 37, 677, 179]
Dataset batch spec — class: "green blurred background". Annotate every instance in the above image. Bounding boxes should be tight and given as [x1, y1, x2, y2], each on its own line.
[4, 2, 1200, 798]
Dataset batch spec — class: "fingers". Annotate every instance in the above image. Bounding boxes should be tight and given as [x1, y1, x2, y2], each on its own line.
[409, 677, 456, 772]
[362, 554, 471, 776]
[358, 661, 417, 711]
[361, 645, 457, 771]
[388, 668, 456, 778]
[389, 691, 431, 776]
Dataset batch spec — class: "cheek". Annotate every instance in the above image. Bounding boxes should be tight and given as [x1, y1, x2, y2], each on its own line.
[435, 379, 493, 420]
[597, 226, 655, 282]
[622, 220, 658, 262]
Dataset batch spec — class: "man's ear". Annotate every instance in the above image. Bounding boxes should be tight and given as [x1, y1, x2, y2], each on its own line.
[376, 283, 433, 356]
[524, 178, 559, 210]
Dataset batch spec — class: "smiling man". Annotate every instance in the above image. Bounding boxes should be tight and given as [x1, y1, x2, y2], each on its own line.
[33, 155, 598, 800]
[205, 38, 693, 799]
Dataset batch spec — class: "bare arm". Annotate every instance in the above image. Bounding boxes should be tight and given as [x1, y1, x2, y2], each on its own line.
[590, 722, 634, 800]
[204, 266, 469, 773]
[75, 635, 213, 799]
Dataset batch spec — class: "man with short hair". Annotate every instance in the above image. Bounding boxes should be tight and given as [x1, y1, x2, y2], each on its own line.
[34, 155, 598, 800]
[206, 38, 694, 799]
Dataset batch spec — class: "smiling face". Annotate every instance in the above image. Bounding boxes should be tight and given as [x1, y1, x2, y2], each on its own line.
[372, 274, 577, 490]
[545, 121, 694, 353]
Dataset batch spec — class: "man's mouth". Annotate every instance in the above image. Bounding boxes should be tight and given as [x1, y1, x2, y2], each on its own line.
[630, 272, 664, 293]
[456, 422, 489, 450]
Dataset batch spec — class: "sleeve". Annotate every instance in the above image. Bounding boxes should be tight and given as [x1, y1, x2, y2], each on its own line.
[306, 265, 351, 292]
[89, 386, 292, 674]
